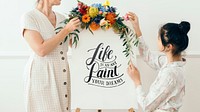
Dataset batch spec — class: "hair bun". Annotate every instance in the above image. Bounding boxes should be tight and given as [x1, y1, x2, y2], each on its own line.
[178, 21, 190, 34]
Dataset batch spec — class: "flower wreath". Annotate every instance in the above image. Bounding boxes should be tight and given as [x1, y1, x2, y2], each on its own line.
[56, 0, 139, 60]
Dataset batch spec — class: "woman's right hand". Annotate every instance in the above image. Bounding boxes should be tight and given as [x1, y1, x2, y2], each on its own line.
[64, 17, 81, 33]
[127, 12, 142, 37]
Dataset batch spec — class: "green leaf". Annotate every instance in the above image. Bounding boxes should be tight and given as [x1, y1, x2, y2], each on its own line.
[126, 28, 129, 33]
[55, 27, 63, 31]
[123, 38, 126, 42]
[126, 53, 130, 57]
[74, 29, 80, 33]
[131, 50, 134, 55]
[123, 41, 127, 46]
[120, 34, 124, 39]
[123, 49, 127, 53]
[64, 36, 68, 42]
[71, 33, 79, 39]
[134, 40, 139, 46]
[73, 39, 77, 45]
[129, 38, 133, 43]
[89, 28, 94, 35]
[74, 35, 79, 41]
[63, 19, 70, 24]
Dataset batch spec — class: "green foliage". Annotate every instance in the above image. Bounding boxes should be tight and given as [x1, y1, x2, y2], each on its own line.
[55, 1, 139, 62]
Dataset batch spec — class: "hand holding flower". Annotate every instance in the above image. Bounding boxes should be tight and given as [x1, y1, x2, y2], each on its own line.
[127, 12, 142, 38]
[64, 17, 81, 33]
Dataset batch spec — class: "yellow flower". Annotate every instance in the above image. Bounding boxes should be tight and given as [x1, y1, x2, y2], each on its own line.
[105, 23, 111, 30]
[89, 7, 99, 18]
[103, 0, 110, 6]
[82, 14, 91, 23]
[103, 12, 107, 17]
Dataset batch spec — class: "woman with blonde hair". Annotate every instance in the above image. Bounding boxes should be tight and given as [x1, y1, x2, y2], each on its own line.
[21, 0, 80, 111]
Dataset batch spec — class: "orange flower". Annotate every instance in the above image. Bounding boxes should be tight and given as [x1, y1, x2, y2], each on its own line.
[90, 22, 100, 31]
[82, 14, 91, 23]
[105, 12, 116, 25]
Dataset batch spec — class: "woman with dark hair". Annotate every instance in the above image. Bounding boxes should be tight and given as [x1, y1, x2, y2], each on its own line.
[127, 12, 190, 112]
[21, 0, 80, 112]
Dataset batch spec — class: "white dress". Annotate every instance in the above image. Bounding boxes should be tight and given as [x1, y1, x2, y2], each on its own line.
[136, 37, 186, 112]
[21, 9, 71, 112]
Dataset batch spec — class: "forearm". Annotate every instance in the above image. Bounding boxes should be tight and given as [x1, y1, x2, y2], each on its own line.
[36, 28, 70, 56]
[136, 85, 155, 112]
[134, 25, 142, 38]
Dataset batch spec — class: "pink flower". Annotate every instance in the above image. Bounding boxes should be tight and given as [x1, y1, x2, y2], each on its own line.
[99, 11, 103, 15]
[123, 14, 129, 21]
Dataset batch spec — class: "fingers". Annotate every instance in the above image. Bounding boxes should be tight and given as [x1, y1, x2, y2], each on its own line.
[128, 12, 136, 16]
[129, 62, 138, 72]
[73, 19, 81, 25]
[129, 61, 134, 68]
[74, 21, 81, 28]
[127, 12, 137, 21]
[127, 65, 132, 74]
[70, 17, 79, 21]
[69, 17, 81, 29]
[70, 17, 80, 24]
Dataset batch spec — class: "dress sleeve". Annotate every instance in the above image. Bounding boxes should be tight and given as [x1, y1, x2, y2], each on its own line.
[20, 13, 40, 37]
[138, 36, 167, 70]
[136, 70, 176, 112]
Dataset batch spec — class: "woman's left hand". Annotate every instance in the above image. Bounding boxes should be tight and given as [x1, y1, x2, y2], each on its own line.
[127, 62, 142, 87]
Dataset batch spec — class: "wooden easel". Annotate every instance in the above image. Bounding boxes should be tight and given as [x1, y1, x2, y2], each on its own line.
[75, 108, 135, 112]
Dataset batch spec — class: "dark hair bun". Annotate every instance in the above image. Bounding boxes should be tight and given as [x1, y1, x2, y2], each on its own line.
[178, 21, 190, 34]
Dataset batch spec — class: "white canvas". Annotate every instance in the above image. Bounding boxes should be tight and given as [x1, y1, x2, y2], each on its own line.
[69, 29, 138, 110]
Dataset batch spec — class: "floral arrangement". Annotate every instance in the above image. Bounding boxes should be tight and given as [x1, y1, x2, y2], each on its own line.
[56, 0, 139, 59]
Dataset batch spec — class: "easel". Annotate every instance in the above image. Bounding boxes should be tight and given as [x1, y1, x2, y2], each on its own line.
[75, 108, 135, 112]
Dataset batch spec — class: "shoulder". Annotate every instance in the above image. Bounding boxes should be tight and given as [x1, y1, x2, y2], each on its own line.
[158, 55, 167, 67]
[21, 9, 38, 21]
[160, 65, 182, 82]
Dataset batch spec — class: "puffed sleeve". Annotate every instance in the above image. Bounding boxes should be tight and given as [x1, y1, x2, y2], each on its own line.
[20, 13, 40, 37]
[138, 36, 167, 70]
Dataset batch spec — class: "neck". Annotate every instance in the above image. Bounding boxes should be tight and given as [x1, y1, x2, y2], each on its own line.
[36, 0, 53, 16]
[166, 52, 182, 63]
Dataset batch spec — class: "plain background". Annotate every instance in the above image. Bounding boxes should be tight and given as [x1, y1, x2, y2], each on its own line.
[0, 0, 200, 111]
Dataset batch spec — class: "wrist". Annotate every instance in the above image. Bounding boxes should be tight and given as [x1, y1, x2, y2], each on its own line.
[134, 27, 142, 38]
[62, 27, 71, 36]
[134, 81, 141, 87]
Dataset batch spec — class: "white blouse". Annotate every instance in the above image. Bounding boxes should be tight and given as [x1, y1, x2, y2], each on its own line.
[136, 37, 186, 112]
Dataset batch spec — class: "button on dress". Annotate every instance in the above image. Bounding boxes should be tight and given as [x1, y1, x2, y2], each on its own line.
[21, 9, 71, 112]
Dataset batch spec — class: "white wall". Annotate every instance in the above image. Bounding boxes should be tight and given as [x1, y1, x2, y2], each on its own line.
[0, 56, 200, 112]
[0, 0, 200, 111]
[0, 0, 200, 54]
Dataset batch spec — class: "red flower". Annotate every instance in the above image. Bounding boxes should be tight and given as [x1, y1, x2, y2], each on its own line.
[79, 8, 87, 15]
[78, 2, 89, 15]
